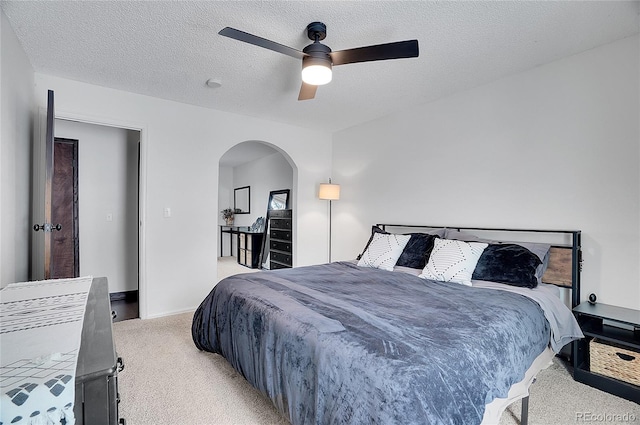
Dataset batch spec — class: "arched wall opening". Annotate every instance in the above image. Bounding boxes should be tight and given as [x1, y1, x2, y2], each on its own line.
[217, 140, 297, 275]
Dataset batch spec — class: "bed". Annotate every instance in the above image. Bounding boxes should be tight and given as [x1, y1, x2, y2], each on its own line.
[192, 225, 584, 425]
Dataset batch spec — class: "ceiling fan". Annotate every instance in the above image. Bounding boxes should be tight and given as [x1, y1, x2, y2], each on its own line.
[219, 22, 419, 101]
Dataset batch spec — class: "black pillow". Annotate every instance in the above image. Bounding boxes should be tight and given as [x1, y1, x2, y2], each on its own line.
[357, 226, 439, 269]
[396, 233, 439, 269]
[472, 244, 542, 288]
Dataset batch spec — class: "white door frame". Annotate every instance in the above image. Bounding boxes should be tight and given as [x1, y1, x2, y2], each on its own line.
[49, 109, 148, 319]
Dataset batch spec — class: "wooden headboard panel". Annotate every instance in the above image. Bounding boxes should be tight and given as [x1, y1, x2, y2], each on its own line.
[377, 224, 582, 307]
[541, 247, 573, 288]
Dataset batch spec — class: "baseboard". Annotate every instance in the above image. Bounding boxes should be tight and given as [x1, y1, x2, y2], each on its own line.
[110, 290, 139, 303]
[144, 307, 197, 320]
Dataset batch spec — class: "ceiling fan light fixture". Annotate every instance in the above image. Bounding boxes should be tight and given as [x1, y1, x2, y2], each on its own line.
[219, 22, 419, 100]
[301, 55, 332, 86]
[302, 64, 332, 86]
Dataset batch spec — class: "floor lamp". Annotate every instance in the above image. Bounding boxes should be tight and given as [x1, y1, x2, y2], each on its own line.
[318, 179, 340, 262]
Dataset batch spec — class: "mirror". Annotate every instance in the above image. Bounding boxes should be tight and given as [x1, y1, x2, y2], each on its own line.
[260, 189, 291, 268]
[268, 189, 290, 210]
[234, 186, 250, 214]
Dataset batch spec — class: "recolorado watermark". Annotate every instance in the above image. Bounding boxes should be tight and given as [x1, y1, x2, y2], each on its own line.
[576, 412, 638, 422]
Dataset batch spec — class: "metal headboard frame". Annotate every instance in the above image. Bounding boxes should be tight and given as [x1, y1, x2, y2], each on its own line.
[376, 224, 582, 308]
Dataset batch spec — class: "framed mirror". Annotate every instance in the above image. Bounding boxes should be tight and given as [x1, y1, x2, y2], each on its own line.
[267, 189, 290, 210]
[234, 186, 250, 214]
[260, 189, 291, 268]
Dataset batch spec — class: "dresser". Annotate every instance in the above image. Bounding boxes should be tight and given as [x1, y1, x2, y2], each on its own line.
[238, 231, 264, 269]
[268, 209, 293, 269]
[0, 277, 117, 425]
[75, 277, 124, 425]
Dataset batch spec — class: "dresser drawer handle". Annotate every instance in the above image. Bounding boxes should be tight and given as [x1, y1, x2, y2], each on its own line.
[616, 352, 635, 361]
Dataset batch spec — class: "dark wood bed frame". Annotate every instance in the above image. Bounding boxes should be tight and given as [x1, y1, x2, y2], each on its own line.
[376, 224, 583, 425]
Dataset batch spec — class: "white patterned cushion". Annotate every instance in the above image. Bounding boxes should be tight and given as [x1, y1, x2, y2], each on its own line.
[357, 232, 411, 271]
[419, 239, 488, 286]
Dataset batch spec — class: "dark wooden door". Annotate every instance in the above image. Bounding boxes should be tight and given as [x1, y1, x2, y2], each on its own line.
[51, 138, 79, 278]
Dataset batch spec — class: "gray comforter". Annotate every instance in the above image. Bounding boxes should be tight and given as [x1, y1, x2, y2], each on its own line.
[192, 262, 552, 425]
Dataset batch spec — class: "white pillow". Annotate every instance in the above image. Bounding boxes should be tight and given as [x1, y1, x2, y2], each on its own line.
[357, 232, 411, 271]
[419, 239, 488, 286]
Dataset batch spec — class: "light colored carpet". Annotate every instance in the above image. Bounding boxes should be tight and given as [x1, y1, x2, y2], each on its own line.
[112, 259, 639, 424]
[217, 255, 260, 282]
[113, 312, 287, 425]
[113, 312, 639, 425]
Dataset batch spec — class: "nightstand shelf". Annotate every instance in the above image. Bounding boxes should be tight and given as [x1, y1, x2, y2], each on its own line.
[573, 302, 640, 403]
[237, 230, 264, 269]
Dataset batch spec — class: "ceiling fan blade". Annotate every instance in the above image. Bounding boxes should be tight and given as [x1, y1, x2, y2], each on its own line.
[298, 82, 317, 101]
[330, 40, 419, 66]
[219, 27, 306, 60]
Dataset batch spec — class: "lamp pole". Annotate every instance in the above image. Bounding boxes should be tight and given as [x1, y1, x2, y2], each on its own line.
[328, 198, 333, 262]
[318, 179, 340, 263]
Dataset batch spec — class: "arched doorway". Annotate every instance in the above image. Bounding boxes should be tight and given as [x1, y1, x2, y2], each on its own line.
[217, 141, 296, 281]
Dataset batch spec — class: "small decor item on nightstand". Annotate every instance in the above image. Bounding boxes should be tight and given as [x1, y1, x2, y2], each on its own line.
[588, 293, 597, 305]
[590, 338, 640, 386]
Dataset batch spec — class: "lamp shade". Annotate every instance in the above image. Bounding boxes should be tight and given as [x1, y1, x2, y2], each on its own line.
[319, 183, 340, 200]
[301, 55, 332, 86]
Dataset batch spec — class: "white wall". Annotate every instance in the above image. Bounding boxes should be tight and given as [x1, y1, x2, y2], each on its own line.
[218, 164, 234, 256]
[55, 119, 139, 293]
[332, 35, 640, 310]
[0, 10, 34, 286]
[34, 73, 333, 318]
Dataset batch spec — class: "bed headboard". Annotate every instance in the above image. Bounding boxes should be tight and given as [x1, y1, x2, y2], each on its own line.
[376, 224, 582, 307]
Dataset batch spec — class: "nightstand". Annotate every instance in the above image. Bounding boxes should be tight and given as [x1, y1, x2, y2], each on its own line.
[573, 302, 640, 403]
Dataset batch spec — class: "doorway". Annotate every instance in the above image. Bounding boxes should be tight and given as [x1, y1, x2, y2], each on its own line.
[32, 104, 148, 318]
[55, 119, 140, 321]
[218, 141, 295, 272]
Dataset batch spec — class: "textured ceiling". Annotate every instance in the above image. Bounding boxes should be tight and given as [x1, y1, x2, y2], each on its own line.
[2, 1, 638, 133]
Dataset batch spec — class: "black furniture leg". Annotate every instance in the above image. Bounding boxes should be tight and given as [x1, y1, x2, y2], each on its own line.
[521, 395, 529, 425]
[220, 226, 223, 257]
